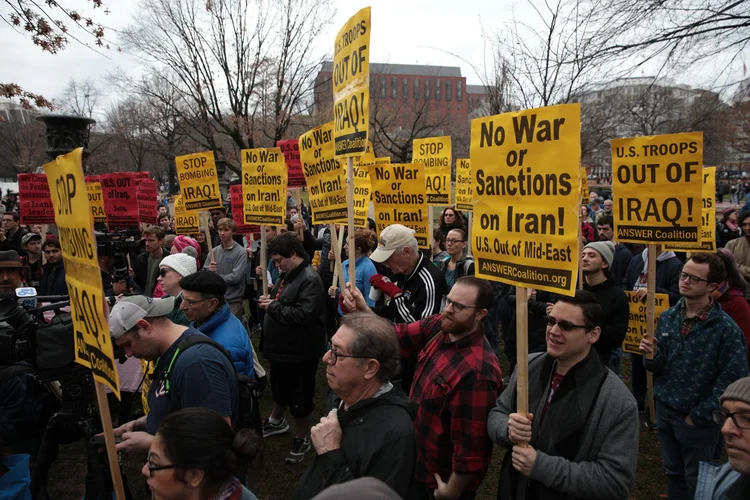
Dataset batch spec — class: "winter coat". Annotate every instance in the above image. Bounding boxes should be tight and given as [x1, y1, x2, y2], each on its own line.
[38, 261, 67, 296]
[717, 287, 750, 366]
[583, 275, 630, 366]
[295, 386, 418, 499]
[262, 259, 326, 362]
[623, 253, 683, 306]
[695, 461, 748, 500]
[193, 303, 254, 378]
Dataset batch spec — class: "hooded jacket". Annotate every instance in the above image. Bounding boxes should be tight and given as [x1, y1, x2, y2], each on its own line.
[583, 274, 629, 366]
[263, 259, 326, 362]
[295, 385, 418, 499]
[192, 303, 254, 378]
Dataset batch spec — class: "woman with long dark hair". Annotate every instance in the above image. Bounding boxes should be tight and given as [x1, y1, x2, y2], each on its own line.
[717, 208, 741, 248]
[438, 206, 465, 237]
[715, 248, 750, 366]
[143, 408, 260, 500]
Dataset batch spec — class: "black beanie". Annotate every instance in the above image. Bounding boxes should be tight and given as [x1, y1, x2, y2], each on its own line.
[179, 270, 227, 298]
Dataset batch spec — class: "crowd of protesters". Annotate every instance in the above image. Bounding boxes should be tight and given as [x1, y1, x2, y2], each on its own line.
[2, 188, 750, 500]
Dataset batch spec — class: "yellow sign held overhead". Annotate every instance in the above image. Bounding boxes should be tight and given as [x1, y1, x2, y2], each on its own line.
[370, 163, 429, 248]
[580, 167, 589, 202]
[242, 148, 287, 225]
[413, 136, 451, 205]
[471, 103, 581, 296]
[333, 7, 371, 158]
[611, 132, 703, 245]
[299, 122, 348, 224]
[43, 148, 120, 397]
[175, 151, 223, 210]
[173, 195, 199, 234]
[455, 158, 473, 212]
[664, 167, 716, 252]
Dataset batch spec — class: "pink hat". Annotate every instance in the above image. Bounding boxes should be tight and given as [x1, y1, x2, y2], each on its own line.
[172, 236, 201, 258]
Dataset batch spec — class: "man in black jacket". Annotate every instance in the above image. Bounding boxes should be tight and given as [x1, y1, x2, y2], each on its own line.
[295, 312, 417, 499]
[258, 232, 326, 465]
[39, 239, 67, 296]
[580, 241, 629, 372]
[0, 212, 27, 256]
[133, 225, 168, 297]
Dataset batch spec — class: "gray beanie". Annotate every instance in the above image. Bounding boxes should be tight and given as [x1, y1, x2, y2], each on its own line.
[583, 240, 615, 269]
[312, 477, 400, 500]
[721, 377, 750, 406]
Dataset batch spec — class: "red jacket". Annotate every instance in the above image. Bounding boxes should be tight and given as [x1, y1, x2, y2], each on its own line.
[718, 287, 750, 367]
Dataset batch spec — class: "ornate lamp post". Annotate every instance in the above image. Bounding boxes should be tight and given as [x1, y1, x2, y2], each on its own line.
[36, 114, 96, 162]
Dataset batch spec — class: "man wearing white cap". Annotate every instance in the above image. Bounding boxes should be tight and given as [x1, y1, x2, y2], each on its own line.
[367, 224, 446, 393]
[368, 224, 445, 325]
[109, 295, 239, 454]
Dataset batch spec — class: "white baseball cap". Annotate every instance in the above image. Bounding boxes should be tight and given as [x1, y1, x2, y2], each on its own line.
[369, 224, 417, 263]
[109, 296, 175, 339]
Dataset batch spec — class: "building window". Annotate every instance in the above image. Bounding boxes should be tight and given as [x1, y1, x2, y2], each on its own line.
[457, 81, 463, 101]
[380, 77, 386, 98]
[424, 79, 431, 99]
[403, 78, 408, 99]
[414, 79, 420, 100]
[435, 79, 441, 100]
[445, 80, 452, 101]
[391, 78, 398, 99]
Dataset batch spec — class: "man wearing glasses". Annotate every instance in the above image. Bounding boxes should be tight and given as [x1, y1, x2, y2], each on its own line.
[295, 313, 417, 499]
[640, 253, 749, 500]
[696, 376, 750, 498]
[108, 295, 239, 454]
[488, 290, 639, 500]
[341, 276, 501, 500]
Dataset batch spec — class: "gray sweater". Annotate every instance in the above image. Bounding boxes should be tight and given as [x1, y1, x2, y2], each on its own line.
[206, 241, 247, 304]
[487, 352, 638, 500]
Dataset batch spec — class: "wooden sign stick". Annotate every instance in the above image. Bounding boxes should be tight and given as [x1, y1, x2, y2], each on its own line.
[94, 382, 126, 499]
[249, 233, 258, 291]
[329, 223, 347, 292]
[516, 286, 530, 442]
[260, 225, 268, 296]
[645, 243, 657, 425]
[347, 158, 356, 284]
[199, 211, 215, 264]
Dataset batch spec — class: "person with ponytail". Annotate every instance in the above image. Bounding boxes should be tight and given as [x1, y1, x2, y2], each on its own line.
[143, 407, 260, 500]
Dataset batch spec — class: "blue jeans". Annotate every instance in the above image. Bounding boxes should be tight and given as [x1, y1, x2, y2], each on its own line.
[609, 346, 622, 377]
[655, 400, 720, 500]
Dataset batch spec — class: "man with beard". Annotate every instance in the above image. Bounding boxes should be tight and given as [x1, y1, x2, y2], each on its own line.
[341, 277, 502, 499]
[20, 233, 42, 289]
[488, 291, 639, 500]
[695, 377, 750, 498]
[39, 239, 67, 296]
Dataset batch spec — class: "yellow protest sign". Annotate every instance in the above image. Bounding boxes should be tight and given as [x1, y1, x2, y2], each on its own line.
[580, 167, 589, 202]
[370, 163, 429, 248]
[43, 148, 120, 397]
[352, 142, 377, 227]
[300, 122, 348, 224]
[455, 158, 473, 212]
[471, 104, 581, 296]
[413, 136, 451, 205]
[85, 177, 106, 225]
[665, 167, 716, 252]
[175, 151, 222, 210]
[242, 148, 287, 225]
[173, 195, 199, 234]
[611, 132, 703, 245]
[623, 291, 670, 354]
[333, 7, 370, 157]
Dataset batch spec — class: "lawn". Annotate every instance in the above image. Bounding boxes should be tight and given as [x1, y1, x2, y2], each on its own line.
[48, 341, 670, 499]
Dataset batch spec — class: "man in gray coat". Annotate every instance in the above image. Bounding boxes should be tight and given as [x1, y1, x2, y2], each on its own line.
[487, 290, 638, 500]
[206, 217, 247, 319]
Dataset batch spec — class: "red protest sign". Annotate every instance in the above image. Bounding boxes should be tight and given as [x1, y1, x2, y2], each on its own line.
[134, 171, 150, 186]
[18, 173, 55, 224]
[100, 173, 139, 230]
[86, 176, 107, 225]
[137, 179, 158, 224]
[230, 185, 261, 237]
[277, 139, 305, 188]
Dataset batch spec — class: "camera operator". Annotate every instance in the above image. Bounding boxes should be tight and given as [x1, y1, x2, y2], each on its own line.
[109, 296, 239, 454]
[98, 241, 140, 297]
[20, 234, 42, 289]
[0, 250, 25, 292]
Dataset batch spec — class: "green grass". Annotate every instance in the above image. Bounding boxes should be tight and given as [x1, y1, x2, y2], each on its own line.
[48, 339, 669, 499]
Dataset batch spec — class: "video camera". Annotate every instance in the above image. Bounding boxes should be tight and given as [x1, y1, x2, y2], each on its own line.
[95, 229, 141, 282]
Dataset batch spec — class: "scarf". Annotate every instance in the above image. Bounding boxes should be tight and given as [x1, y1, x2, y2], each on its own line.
[640, 249, 676, 277]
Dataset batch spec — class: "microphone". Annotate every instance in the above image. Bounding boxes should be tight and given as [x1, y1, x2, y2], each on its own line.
[14, 287, 37, 310]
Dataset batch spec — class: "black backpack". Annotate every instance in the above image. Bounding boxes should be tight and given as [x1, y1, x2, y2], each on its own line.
[161, 335, 262, 436]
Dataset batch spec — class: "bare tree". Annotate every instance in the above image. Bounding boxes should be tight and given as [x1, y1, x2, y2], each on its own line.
[120, 0, 334, 175]
[56, 78, 103, 118]
[0, 118, 46, 175]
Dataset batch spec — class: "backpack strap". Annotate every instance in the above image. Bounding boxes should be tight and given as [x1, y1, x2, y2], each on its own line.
[162, 335, 234, 394]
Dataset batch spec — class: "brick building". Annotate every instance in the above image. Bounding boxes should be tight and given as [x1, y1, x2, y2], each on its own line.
[314, 62, 488, 159]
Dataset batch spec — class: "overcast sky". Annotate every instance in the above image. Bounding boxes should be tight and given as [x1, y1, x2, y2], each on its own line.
[2, 0, 746, 109]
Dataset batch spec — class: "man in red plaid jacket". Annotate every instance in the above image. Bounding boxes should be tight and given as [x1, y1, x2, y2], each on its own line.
[342, 276, 502, 499]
